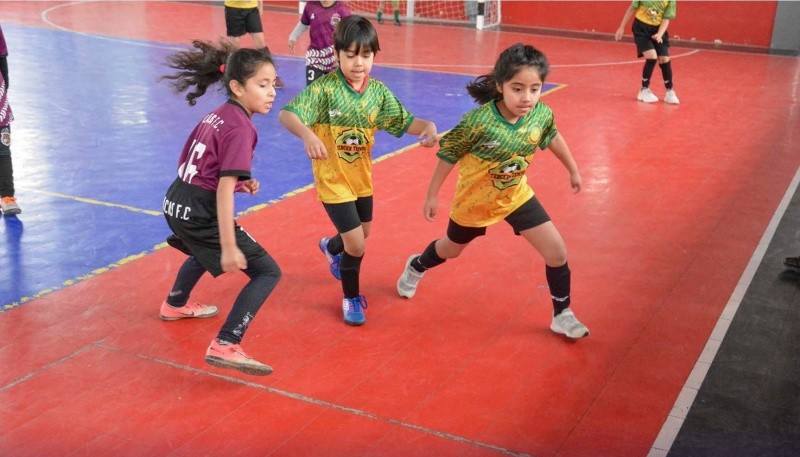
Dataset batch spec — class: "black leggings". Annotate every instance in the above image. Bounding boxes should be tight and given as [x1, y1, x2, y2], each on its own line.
[167, 253, 281, 344]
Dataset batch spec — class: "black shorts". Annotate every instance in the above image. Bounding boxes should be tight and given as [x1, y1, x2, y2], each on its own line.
[323, 196, 374, 233]
[163, 178, 266, 277]
[632, 18, 670, 57]
[446, 195, 551, 244]
[225, 6, 263, 37]
[306, 66, 328, 86]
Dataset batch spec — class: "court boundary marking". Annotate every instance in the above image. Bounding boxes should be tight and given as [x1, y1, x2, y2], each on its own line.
[647, 164, 800, 457]
[35, 1, 702, 74]
[1, 340, 534, 457]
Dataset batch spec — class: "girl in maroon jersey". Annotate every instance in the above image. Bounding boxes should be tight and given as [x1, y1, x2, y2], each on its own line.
[0, 24, 21, 216]
[158, 41, 282, 376]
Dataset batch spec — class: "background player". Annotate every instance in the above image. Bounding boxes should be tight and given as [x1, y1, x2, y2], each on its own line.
[615, 0, 680, 104]
[225, 0, 268, 49]
[288, 0, 351, 85]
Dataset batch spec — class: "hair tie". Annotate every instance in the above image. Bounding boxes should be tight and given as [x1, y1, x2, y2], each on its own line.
[219, 63, 226, 74]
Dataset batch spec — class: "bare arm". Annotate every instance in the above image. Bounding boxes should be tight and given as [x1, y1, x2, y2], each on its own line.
[217, 175, 247, 272]
[615, 6, 636, 40]
[405, 117, 438, 147]
[652, 19, 670, 43]
[423, 159, 456, 221]
[279, 109, 328, 159]
[547, 133, 582, 193]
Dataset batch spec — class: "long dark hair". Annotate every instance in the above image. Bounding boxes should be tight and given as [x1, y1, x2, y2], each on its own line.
[160, 40, 279, 106]
[466, 43, 549, 105]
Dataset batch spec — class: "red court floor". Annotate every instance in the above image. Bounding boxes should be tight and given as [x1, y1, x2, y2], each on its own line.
[1, 2, 799, 457]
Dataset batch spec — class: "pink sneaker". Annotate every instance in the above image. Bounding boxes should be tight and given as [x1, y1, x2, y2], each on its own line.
[205, 339, 273, 376]
[159, 301, 218, 321]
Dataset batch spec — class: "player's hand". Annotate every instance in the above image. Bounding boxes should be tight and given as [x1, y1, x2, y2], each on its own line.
[570, 170, 582, 193]
[418, 122, 438, 148]
[221, 246, 247, 273]
[615, 28, 624, 41]
[652, 33, 663, 43]
[240, 178, 260, 195]
[423, 196, 438, 221]
[288, 40, 296, 54]
[303, 134, 328, 160]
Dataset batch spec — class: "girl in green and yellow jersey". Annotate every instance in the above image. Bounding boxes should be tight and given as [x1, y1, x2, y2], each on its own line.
[396, 43, 589, 339]
[616, 1, 679, 104]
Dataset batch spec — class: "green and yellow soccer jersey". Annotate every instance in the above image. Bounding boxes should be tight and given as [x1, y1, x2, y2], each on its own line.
[283, 70, 415, 203]
[632, 1, 676, 26]
[437, 100, 558, 228]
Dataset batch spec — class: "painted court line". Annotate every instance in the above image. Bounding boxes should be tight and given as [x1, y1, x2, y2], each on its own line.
[83, 343, 535, 457]
[647, 164, 800, 457]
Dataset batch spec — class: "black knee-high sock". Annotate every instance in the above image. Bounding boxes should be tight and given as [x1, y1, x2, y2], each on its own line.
[412, 240, 446, 272]
[0, 154, 15, 197]
[340, 252, 363, 298]
[327, 234, 344, 255]
[546, 262, 571, 316]
[659, 61, 674, 89]
[642, 59, 657, 88]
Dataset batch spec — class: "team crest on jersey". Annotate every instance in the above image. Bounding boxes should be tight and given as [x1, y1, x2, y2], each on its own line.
[488, 156, 527, 190]
[527, 126, 542, 146]
[336, 128, 369, 163]
[331, 13, 342, 27]
[0, 129, 9, 147]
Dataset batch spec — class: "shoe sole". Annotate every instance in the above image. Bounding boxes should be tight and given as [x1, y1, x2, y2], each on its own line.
[159, 310, 219, 321]
[205, 356, 273, 376]
[550, 324, 590, 339]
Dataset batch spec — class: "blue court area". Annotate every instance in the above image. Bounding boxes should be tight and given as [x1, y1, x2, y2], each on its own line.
[0, 23, 558, 309]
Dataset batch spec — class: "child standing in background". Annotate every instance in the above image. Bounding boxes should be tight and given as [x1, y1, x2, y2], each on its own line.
[0, 24, 20, 216]
[159, 41, 282, 375]
[288, 0, 351, 85]
[376, 0, 401, 26]
[279, 16, 437, 326]
[396, 43, 590, 339]
[615, 0, 679, 104]
[224, 0, 268, 49]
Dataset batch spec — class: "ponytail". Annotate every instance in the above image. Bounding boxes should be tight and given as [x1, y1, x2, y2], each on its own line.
[160, 40, 279, 106]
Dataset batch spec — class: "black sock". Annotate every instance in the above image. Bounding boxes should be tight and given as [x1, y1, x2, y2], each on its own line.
[546, 262, 571, 316]
[659, 61, 674, 90]
[0, 155, 15, 197]
[414, 240, 446, 272]
[641, 59, 657, 88]
[327, 234, 344, 255]
[340, 252, 363, 298]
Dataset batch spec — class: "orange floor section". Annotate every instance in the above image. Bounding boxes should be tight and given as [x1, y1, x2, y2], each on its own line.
[2, 2, 800, 457]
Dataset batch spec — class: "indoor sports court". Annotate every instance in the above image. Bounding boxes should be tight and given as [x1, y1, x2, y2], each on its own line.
[1, 1, 799, 456]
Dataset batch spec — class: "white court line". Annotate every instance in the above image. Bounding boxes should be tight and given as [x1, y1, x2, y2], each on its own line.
[0, 338, 532, 455]
[647, 165, 800, 457]
[39, 1, 701, 72]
